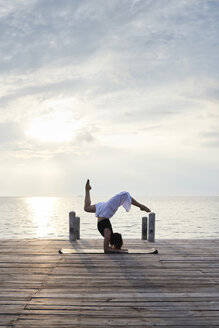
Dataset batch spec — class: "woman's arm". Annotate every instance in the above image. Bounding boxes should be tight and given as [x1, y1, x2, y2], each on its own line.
[105, 248, 128, 254]
[131, 197, 151, 212]
[103, 229, 128, 253]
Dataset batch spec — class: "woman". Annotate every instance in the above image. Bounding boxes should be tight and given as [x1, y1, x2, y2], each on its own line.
[84, 179, 151, 253]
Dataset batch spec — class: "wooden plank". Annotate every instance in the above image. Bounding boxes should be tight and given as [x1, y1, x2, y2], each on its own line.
[0, 315, 18, 326]
[26, 303, 219, 311]
[12, 315, 219, 326]
[17, 309, 219, 317]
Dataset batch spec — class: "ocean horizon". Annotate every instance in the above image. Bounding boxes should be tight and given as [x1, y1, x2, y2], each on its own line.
[0, 196, 218, 239]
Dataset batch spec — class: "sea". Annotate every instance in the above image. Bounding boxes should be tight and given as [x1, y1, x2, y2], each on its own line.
[0, 196, 218, 239]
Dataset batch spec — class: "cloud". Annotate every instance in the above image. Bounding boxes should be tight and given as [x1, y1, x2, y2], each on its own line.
[0, 0, 38, 18]
[0, 121, 24, 145]
[75, 131, 96, 144]
[0, 0, 219, 195]
[1, 0, 218, 78]
[200, 130, 219, 148]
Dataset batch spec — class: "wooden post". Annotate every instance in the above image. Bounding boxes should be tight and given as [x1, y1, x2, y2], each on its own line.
[142, 217, 148, 240]
[148, 212, 155, 242]
[69, 211, 80, 241]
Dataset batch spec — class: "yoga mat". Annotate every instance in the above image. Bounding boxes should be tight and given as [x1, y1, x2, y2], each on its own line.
[59, 248, 158, 254]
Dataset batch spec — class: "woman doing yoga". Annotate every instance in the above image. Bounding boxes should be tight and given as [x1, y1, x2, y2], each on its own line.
[84, 179, 151, 253]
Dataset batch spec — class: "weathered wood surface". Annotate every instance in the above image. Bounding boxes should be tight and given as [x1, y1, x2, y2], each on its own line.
[69, 212, 80, 241]
[0, 238, 219, 327]
[148, 212, 155, 242]
[141, 217, 147, 240]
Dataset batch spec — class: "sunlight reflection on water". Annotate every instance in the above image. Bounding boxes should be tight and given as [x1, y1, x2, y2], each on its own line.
[25, 197, 56, 238]
[0, 196, 218, 239]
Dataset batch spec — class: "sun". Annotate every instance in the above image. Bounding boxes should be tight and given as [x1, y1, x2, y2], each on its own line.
[25, 116, 81, 143]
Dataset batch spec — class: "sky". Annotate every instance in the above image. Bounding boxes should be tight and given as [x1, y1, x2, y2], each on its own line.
[0, 0, 218, 197]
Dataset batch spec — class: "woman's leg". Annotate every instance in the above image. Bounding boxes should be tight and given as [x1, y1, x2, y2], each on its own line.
[84, 179, 96, 213]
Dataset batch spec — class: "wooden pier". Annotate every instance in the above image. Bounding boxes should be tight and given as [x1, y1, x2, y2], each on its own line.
[0, 238, 219, 327]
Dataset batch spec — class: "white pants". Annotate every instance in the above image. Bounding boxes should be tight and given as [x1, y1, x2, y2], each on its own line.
[95, 191, 132, 218]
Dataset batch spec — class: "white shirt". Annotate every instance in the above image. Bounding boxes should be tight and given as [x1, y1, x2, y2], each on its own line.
[95, 191, 132, 218]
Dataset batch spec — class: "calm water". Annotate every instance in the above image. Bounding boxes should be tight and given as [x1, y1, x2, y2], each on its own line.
[0, 196, 218, 239]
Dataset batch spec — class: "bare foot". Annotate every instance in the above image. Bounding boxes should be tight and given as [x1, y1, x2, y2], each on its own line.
[85, 179, 92, 191]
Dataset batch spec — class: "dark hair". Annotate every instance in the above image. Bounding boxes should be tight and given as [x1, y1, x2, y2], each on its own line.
[110, 233, 123, 249]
